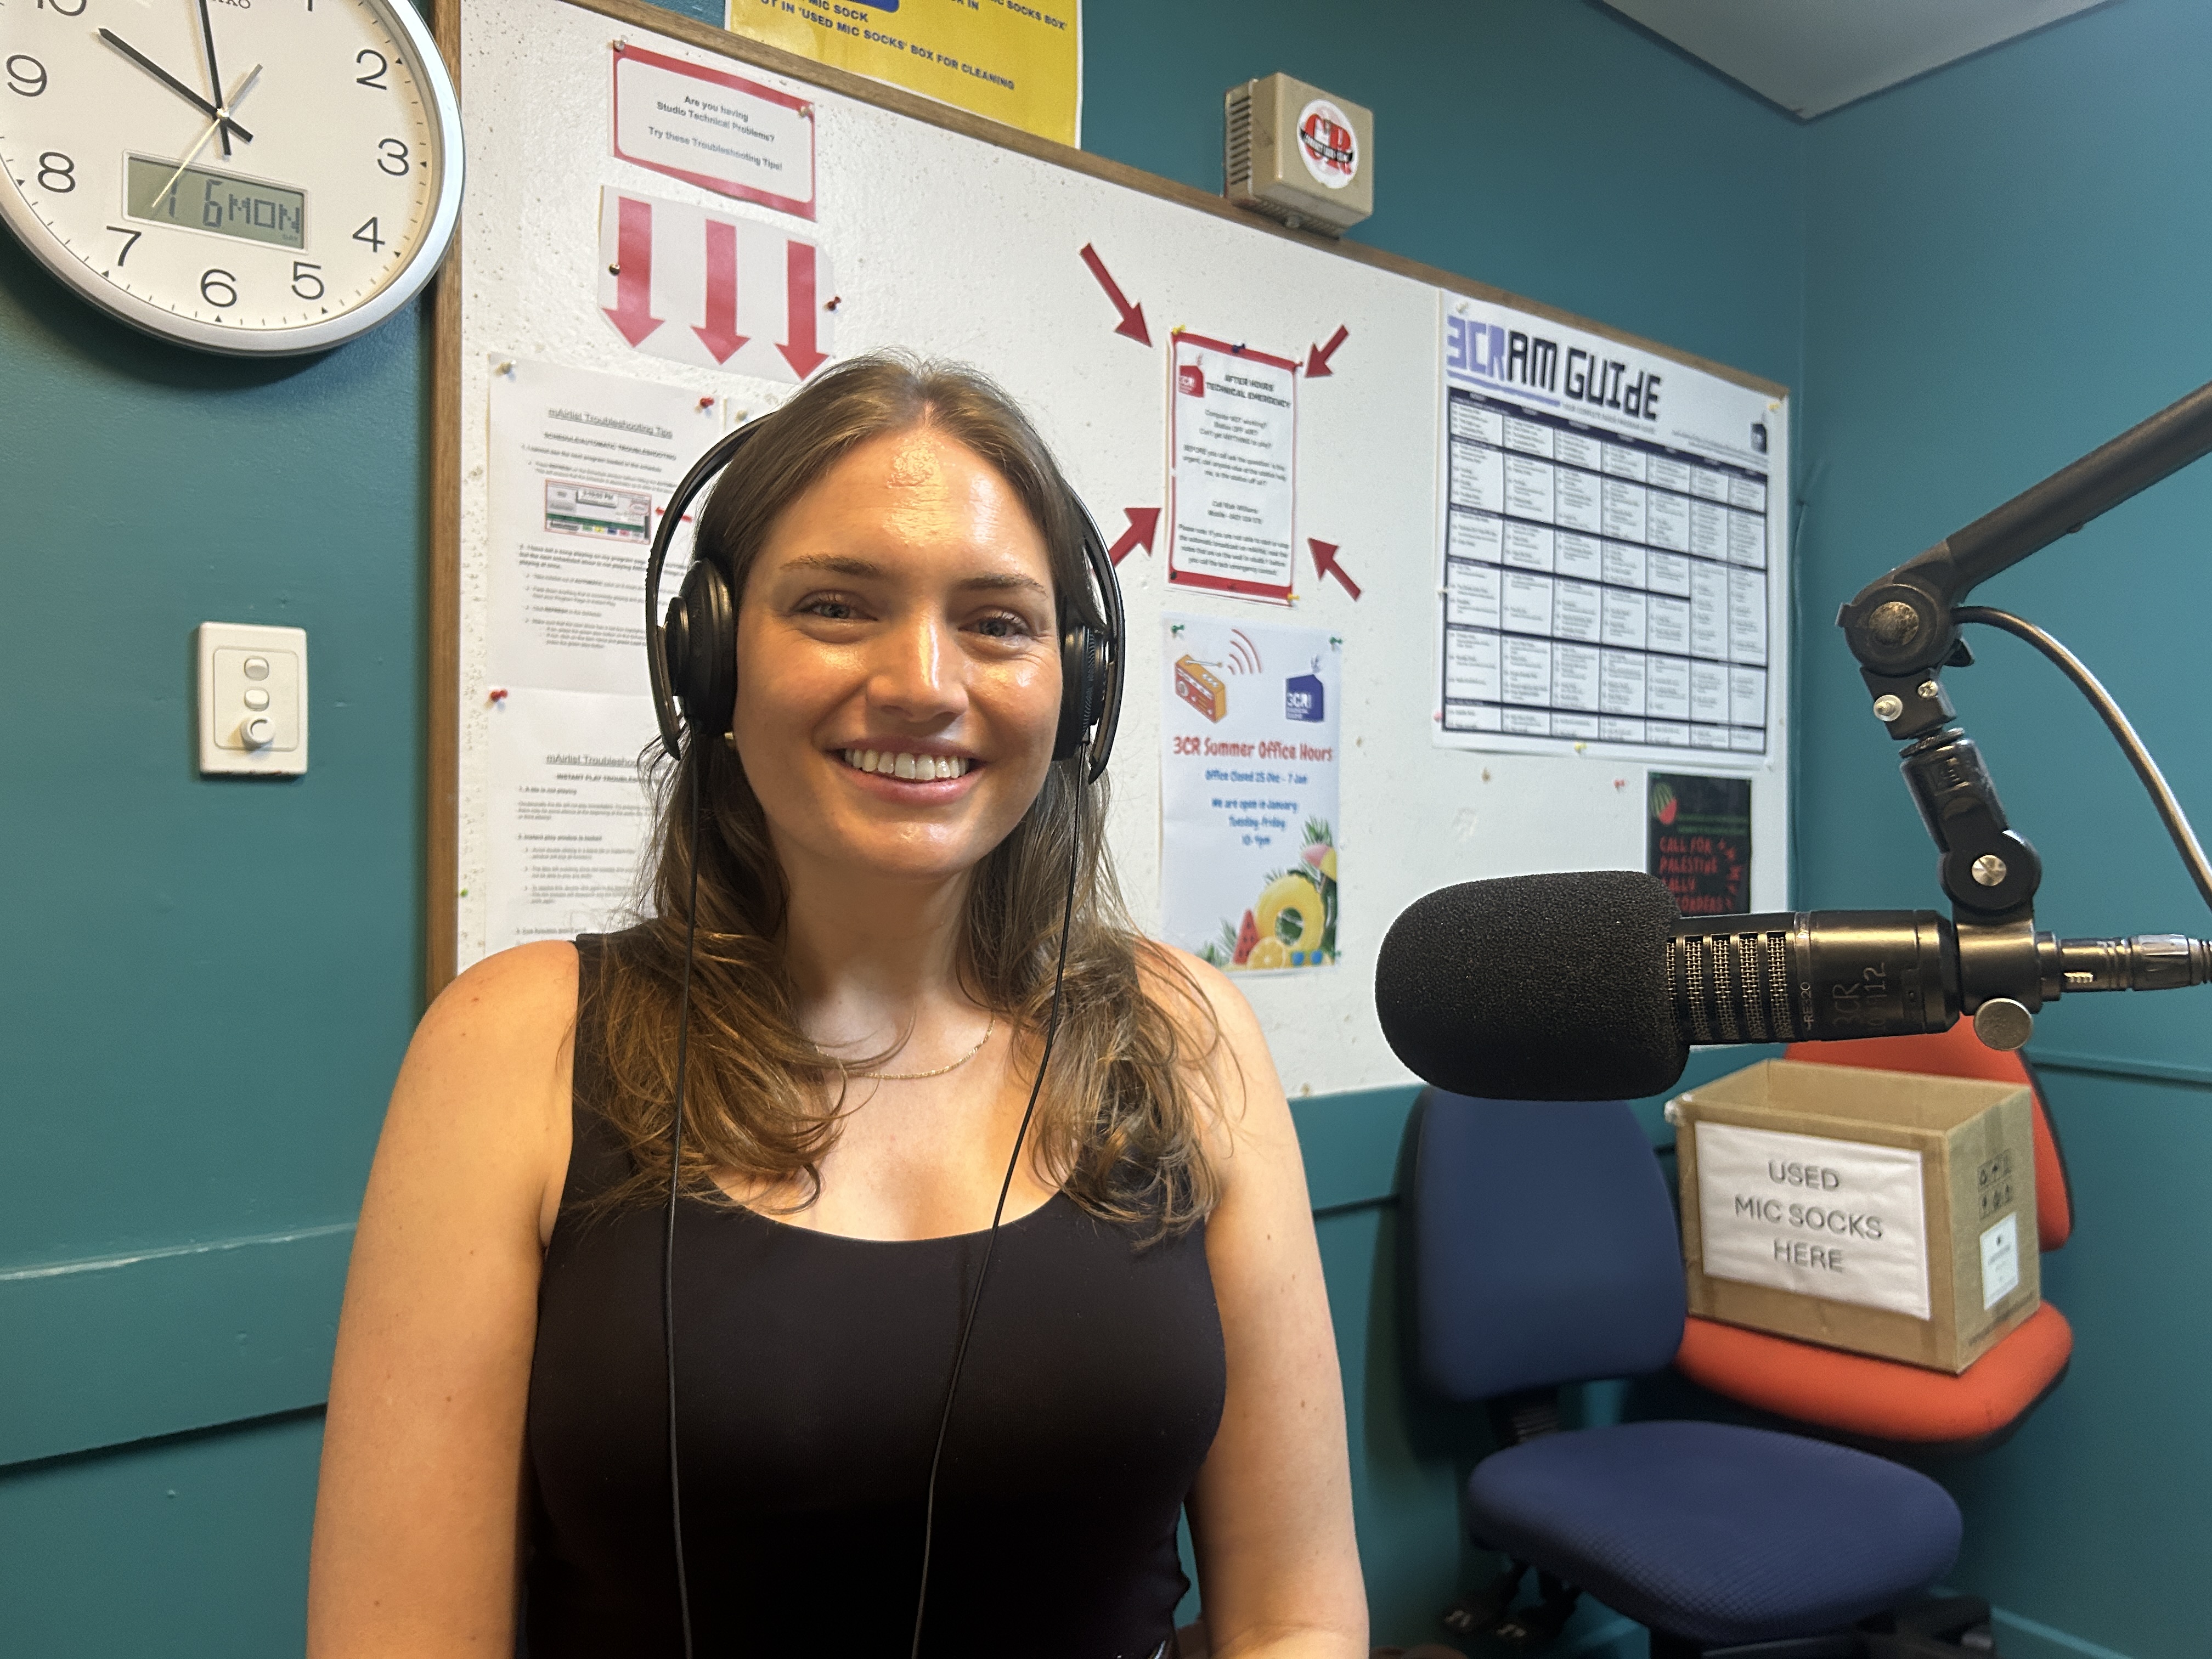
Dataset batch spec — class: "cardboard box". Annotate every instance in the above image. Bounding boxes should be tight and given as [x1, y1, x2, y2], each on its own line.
[1671, 1059, 2039, 1373]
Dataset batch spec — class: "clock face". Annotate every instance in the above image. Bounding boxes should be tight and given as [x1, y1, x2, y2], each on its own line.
[0, 0, 461, 354]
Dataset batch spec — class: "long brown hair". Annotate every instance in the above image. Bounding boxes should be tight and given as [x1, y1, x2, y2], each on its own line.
[590, 353, 1222, 1233]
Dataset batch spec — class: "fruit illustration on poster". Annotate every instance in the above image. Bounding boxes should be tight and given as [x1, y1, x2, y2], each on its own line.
[1207, 818, 1338, 971]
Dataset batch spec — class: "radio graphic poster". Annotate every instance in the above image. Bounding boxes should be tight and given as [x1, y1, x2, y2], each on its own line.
[1160, 614, 1341, 974]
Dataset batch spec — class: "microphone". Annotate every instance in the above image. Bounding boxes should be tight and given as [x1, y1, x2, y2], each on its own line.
[1374, 871, 2212, 1102]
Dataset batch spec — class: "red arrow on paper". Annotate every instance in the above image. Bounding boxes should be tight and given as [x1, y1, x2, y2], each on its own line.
[1305, 324, 1350, 378]
[778, 239, 830, 379]
[1309, 538, 1362, 600]
[603, 196, 663, 347]
[1105, 507, 1160, 566]
[692, 219, 748, 364]
[1078, 243, 1150, 346]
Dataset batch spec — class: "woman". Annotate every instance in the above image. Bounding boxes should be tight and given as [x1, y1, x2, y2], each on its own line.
[307, 355, 1365, 1657]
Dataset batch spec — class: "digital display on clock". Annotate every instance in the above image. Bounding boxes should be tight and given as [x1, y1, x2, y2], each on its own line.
[126, 156, 306, 250]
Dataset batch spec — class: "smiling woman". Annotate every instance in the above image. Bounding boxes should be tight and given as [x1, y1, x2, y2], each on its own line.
[307, 354, 1366, 1659]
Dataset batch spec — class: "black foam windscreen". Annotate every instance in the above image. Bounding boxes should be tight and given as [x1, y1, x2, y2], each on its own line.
[1374, 870, 1689, 1102]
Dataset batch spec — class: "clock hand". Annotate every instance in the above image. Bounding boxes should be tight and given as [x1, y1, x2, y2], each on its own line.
[143, 63, 264, 221]
[193, 0, 235, 158]
[98, 28, 255, 146]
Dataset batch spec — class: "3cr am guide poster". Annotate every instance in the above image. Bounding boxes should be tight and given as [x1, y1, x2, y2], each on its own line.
[1160, 613, 1341, 974]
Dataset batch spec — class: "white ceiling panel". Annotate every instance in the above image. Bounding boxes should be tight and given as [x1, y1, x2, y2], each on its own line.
[1605, 0, 2115, 120]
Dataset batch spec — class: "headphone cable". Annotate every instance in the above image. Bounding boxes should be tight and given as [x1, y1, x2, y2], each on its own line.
[908, 749, 1086, 1659]
[665, 769, 703, 1659]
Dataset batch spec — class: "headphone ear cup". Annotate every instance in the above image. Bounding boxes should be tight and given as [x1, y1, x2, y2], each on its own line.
[1052, 623, 1114, 763]
[1053, 622, 1096, 763]
[1082, 628, 1110, 731]
[668, 560, 737, 743]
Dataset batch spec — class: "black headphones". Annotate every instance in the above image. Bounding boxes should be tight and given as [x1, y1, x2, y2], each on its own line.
[644, 420, 1125, 783]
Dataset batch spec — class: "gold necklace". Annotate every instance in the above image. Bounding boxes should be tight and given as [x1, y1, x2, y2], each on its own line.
[851, 1012, 997, 1082]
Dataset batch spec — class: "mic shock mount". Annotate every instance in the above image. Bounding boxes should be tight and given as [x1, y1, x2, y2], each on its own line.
[1832, 379, 2212, 1048]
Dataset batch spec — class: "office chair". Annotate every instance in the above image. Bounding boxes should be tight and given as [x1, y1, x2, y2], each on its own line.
[1408, 1089, 1990, 1656]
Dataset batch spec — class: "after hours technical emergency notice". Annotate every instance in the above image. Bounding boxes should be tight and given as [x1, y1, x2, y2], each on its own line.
[1435, 298, 1787, 761]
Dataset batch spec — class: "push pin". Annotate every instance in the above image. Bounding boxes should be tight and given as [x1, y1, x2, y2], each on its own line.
[489, 687, 509, 705]
[825, 295, 842, 311]
[697, 396, 715, 411]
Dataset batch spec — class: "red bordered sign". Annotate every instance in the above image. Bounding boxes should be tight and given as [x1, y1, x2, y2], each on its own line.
[1168, 330, 1301, 603]
[611, 44, 817, 221]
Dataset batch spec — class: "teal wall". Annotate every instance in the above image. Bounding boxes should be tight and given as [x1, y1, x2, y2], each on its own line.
[1794, 3, 2212, 1654]
[81, 0, 2212, 1654]
[0, 170, 428, 1655]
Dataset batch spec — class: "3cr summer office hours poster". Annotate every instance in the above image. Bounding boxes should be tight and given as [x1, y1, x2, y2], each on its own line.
[1159, 614, 1341, 974]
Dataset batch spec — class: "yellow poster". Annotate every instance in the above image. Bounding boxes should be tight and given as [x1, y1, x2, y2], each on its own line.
[725, 0, 1080, 146]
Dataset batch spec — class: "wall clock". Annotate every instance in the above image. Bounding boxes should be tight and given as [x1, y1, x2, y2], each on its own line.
[0, 0, 462, 354]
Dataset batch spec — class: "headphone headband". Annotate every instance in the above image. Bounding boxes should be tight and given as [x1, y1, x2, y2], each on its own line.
[643, 418, 1123, 782]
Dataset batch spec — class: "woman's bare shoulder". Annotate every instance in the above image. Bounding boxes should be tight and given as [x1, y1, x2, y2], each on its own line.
[1134, 940, 1286, 1154]
[1135, 939, 1266, 1053]
[377, 941, 581, 1243]
[395, 941, 580, 1133]
[413, 940, 579, 1052]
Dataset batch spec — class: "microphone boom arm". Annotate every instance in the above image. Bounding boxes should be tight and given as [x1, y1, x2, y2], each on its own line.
[1821, 376, 2212, 1046]
[1838, 376, 2212, 699]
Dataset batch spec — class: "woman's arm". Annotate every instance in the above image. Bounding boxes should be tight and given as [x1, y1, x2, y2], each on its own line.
[1164, 950, 1367, 1658]
[307, 943, 578, 1658]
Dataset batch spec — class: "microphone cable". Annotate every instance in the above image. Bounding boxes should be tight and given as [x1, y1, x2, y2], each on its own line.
[1956, 606, 2212, 915]
[665, 765, 704, 1659]
[660, 746, 1090, 1659]
[909, 744, 1086, 1659]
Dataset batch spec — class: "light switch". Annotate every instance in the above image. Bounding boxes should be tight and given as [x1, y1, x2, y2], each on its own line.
[196, 622, 308, 776]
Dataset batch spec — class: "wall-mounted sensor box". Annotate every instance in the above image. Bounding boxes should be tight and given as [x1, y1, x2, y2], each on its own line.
[196, 621, 309, 777]
[1224, 74, 1374, 236]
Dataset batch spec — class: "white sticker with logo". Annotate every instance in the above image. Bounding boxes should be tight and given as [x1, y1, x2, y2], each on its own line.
[1695, 1121, 1931, 1320]
[1979, 1212, 2021, 1310]
[1296, 98, 1359, 190]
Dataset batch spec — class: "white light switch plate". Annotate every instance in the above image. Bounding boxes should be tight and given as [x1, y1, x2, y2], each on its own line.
[196, 622, 309, 776]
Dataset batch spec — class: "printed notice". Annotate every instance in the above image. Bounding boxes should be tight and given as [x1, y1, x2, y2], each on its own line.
[485, 689, 659, 952]
[724, 0, 1080, 147]
[1696, 1121, 1931, 1320]
[486, 356, 724, 698]
[1169, 332, 1299, 603]
[1160, 613, 1340, 974]
[612, 44, 816, 217]
[1437, 300, 1784, 759]
[1979, 1213, 2021, 1310]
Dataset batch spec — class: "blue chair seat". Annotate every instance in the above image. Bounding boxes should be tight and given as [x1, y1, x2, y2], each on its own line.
[1465, 1420, 1961, 1645]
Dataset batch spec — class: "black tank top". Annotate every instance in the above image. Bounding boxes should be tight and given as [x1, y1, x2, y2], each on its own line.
[524, 934, 1227, 1657]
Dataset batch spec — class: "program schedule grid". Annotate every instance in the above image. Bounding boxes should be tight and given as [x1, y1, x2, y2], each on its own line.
[1435, 303, 1784, 762]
